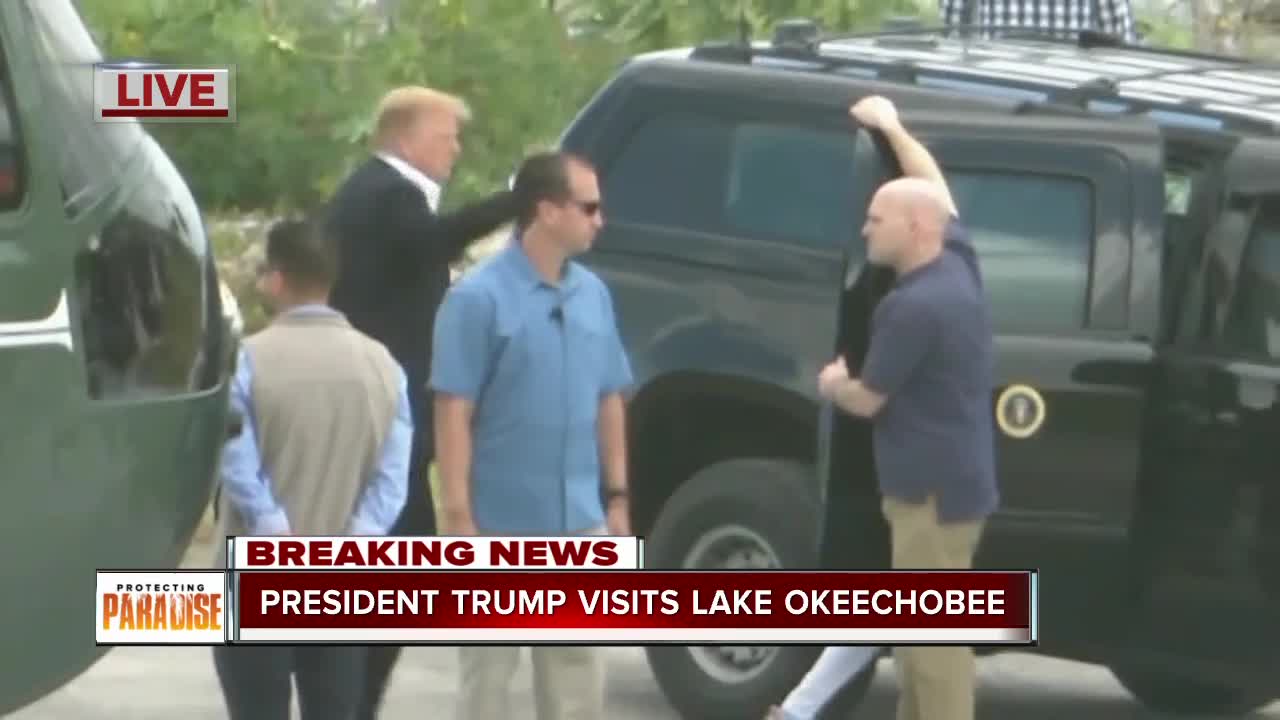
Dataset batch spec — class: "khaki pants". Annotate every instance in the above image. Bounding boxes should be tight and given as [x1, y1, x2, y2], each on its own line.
[456, 527, 607, 720]
[457, 644, 604, 720]
[881, 496, 984, 720]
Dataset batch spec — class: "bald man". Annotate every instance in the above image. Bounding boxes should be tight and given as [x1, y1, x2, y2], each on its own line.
[805, 96, 998, 720]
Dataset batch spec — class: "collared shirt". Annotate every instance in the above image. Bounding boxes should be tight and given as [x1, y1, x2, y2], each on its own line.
[219, 303, 414, 535]
[940, 0, 1135, 41]
[860, 220, 999, 523]
[376, 152, 442, 212]
[429, 238, 634, 534]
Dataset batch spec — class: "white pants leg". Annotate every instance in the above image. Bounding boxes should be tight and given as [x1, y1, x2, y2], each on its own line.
[778, 646, 881, 719]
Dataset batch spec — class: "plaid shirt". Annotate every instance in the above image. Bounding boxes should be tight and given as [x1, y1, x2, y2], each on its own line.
[941, 0, 1136, 41]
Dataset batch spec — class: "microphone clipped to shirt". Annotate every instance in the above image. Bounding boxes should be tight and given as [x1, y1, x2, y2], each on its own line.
[550, 305, 564, 324]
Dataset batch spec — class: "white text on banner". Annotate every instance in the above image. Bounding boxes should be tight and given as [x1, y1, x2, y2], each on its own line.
[229, 536, 642, 570]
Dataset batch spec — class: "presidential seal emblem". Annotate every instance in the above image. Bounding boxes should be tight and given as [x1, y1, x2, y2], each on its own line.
[995, 384, 1046, 439]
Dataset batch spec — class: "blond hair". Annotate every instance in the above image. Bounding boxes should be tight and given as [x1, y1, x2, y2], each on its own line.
[372, 86, 471, 147]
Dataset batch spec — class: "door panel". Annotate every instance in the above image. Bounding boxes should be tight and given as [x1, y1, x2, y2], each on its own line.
[0, 2, 232, 712]
[839, 108, 1165, 648]
[1145, 149, 1280, 682]
[0, 4, 104, 712]
[581, 87, 884, 507]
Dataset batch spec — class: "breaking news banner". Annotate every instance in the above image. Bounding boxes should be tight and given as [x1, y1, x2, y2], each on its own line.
[230, 570, 1035, 645]
[94, 538, 1037, 646]
[227, 535, 643, 570]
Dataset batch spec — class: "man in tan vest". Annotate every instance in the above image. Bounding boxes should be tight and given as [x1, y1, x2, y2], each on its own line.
[211, 218, 412, 720]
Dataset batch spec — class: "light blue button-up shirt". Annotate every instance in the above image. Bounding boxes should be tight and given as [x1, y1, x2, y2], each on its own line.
[430, 239, 633, 534]
[219, 303, 413, 535]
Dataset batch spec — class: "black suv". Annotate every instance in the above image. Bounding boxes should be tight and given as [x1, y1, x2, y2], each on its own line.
[555, 19, 1280, 719]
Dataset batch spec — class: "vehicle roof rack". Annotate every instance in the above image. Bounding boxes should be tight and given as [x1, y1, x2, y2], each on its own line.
[685, 18, 1280, 135]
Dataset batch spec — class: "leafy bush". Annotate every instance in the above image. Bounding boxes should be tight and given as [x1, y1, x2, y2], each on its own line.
[76, 0, 627, 215]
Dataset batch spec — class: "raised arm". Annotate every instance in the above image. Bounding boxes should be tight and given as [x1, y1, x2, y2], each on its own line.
[850, 96, 958, 217]
[384, 184, 517, 268]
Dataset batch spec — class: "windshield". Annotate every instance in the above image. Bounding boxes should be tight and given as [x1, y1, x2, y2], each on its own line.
[23, 0, 145, 216]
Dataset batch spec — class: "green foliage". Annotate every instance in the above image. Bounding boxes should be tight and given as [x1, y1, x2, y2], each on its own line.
[1136, 8, 1195, 49]
[564, 0, 915, 50]
[75, 0, 627, 214]
[73, 0, 941, 216]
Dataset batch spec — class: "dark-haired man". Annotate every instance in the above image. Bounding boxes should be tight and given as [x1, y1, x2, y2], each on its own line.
[430, 151, 632, 719]
[211, 218, 412, 720]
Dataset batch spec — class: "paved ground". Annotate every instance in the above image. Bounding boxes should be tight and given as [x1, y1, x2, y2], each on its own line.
[11, 538, 1280, 719]
[13, 644, 1280, 719]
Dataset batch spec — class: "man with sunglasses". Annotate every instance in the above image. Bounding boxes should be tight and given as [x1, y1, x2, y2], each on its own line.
[430, 151, 632, 719]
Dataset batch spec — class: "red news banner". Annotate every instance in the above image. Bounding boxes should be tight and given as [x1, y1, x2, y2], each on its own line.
[225, 537, 1036, 645]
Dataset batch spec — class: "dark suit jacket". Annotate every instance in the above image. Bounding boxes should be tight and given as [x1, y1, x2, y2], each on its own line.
[325, 155, 516, 439]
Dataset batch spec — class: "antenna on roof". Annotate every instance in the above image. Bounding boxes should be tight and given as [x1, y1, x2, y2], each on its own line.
[738, 1, 751, 48]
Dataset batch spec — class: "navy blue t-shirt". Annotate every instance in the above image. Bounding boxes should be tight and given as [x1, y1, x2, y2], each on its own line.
[860, 219, 999, 523]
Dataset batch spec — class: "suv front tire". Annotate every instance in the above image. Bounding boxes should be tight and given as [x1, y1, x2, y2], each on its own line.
[642, 457, 876, 719]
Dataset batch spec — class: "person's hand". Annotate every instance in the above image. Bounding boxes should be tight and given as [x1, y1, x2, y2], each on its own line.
[818, 357, 850, 400]
[606, 498, 631, 536]
[850, 95, 899, 130]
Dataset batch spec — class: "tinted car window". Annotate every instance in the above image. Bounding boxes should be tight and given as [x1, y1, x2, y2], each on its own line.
[1222, 196, 1280, 361]
[604, 113, 1095, 330]
[604, 112, 730, 236]
[75, 137, 215, 399]
[0, 39, 24, 210]
[726, 124, 856, 249]
[950, 172, 1094, 332]
[604, 113, 854, 249]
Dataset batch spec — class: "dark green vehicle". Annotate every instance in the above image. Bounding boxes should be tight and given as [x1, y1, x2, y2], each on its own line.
[0, 0, 235, 714]
[555, 19, 1280, 720]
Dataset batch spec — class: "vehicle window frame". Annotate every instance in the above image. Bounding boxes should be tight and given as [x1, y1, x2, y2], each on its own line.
[923, 139, 1134, 333]
[1211, 193, 1280, 366]
[722, 121, 859, 252]
[937, 165, 1099, 335]
[0, 23, 29, 215]
[589, 84, 1141, 335]
[592, 85, 861, 258]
